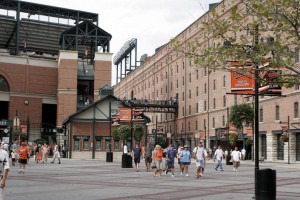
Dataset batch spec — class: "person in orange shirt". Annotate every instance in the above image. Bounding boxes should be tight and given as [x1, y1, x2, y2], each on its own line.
[17, 141, 30, 174]
[153, 145, 164, 177]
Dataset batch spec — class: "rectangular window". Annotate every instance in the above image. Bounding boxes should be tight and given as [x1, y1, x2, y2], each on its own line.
[189, 105, 191, 115]
[204, 101, 207, 111]
[294, 102, 299, 118]
[83, 140, 89, 150]
[195, 120, 198, 131]
[182, 92, 185, 101]
[189, 73, 191, 83]
[196, 103, 199, 113]
[189, 89, 191, 99]
[222, 115, 225, 127]
[114, 140, 119, 151]
[182, 77, 185, 86]
[96, 140, 101, 150]
[259, 108, 263, 122]
[105, 140, 110, 150]
[212, 118, 215, 128]
[196, 70, 199, 80]
[275, 105, 280, 120]
[74, 139, 79, 151]
[196, 87, 198, 96]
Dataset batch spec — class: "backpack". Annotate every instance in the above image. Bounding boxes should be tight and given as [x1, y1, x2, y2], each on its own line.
[192, 147, 198, 159]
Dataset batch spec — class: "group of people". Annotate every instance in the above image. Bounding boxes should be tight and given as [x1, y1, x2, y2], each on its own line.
[128, 141, 243, 178]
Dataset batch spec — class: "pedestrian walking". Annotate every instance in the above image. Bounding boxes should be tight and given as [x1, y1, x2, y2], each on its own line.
[241, 148, 246, 160]
[131, 143, 141, 172]
[231, 146, 241, 172]
[11, 149, 17, 166]
[214, 146, 224, 171]
[0, 143, 9, 199]
[153, 145, 163, 177]
[144, 143, 153, 172]
[193, 141, 207, 178]
[165, 144, 177, 177]
[51, 143, 61, 164]
[180, 145, 191, 176]
[17, 141, 30, 174]
[42, 144, 49, 163]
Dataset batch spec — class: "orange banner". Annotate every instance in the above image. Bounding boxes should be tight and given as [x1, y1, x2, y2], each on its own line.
[230, 67, 254, 91]
[119, 108, 132, 122]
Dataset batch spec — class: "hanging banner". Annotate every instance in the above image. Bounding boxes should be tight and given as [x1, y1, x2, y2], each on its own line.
[119, 108, 132, 122]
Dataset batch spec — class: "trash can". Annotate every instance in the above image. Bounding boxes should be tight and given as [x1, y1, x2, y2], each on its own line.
[106, 152, 113, 162]
[257, 168, 276, 200]
[121, 154, 132, 168]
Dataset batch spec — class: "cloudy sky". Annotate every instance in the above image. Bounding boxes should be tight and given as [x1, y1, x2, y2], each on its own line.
[22, 0, 219, 84]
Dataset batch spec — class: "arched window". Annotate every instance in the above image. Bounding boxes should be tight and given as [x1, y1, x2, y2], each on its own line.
[0, 76, 9, 91]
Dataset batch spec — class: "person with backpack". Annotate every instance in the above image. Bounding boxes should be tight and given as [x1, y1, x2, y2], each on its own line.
[193, 141, 207, 179]
[165, 144, 177, 177]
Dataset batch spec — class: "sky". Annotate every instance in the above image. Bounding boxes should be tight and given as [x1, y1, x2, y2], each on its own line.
[19, 0, 219, 85]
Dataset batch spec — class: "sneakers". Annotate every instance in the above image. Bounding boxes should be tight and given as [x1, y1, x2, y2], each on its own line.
[171, 173, 174, 177]
[233, 168, 236, 172]
[58, 162, 61, 164]
[180, 172, 183, 176]
[186, 174, 189, 177]
[215, 168, 217, 171]
[221, 169, 224, 171]
[51, 161, 54, 164]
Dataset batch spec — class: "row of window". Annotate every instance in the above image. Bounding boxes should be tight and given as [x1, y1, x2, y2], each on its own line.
[74, 139, 120, 151]
[259, 102, 299, 122]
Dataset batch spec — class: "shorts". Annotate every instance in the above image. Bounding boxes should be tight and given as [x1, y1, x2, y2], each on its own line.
[19, 159, 28, 164]
[156, 160, 163, 169]
[181, 162, 190, 165]
[167, 160, 175, 168]
[145, 157, 152, 164]
[134, 157, 140, 164]
[195, 159, 205, 168]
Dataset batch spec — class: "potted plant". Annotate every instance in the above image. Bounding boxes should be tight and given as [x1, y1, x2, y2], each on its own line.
[133, 124, 144, 143]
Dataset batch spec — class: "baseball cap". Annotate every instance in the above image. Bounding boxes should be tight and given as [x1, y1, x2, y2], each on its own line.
[169, 144, 174, 147]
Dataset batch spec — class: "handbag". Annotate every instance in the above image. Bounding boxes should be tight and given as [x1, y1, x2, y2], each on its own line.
[151, 162, 157, 169]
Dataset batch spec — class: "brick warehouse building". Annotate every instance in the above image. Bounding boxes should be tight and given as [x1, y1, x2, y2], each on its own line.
[113, 1, 300, 162]
[0, 0, 124, 159]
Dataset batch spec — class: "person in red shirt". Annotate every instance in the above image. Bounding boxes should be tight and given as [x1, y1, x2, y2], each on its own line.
[17, 141, 30, 174]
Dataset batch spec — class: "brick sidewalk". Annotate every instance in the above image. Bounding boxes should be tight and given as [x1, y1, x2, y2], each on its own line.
[4, 158, 300, 200]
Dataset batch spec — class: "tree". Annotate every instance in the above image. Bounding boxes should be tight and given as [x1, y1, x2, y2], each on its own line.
[111, 129, 119, 140]
[172, 0, 300, 87]
[133, 124, 144, 142]
[229, 103, 254, 131]
[118, 125, 131, 141]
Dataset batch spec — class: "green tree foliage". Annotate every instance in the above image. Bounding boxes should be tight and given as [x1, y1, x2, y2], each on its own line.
[172, 0, 300, 87]
[228, 133, 238, 147]
[229, 103, 254, 131]
[111, 129, 119, 139]
[133, 124, 144, 142]
[118, 125, 131, 141]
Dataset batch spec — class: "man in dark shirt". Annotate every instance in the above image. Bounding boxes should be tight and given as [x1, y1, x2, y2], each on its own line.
[144, 143, 153, 172]
[131, 143, 141, 172]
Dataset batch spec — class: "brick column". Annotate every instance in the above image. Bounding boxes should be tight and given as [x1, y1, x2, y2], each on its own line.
[57, 50, 78, 126]
[94, 52, 113, 100]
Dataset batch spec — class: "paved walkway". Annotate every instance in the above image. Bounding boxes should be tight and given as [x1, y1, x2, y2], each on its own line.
[4, 158, 300, 200]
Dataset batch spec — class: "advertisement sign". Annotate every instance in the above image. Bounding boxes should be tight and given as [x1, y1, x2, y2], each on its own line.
[119, 108, 132, 122]
[230, 66, 254, 91]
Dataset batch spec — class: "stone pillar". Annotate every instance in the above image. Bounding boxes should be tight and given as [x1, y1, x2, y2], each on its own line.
[57, 50, 78, 127]
[289, 133, 296, 163]
[94, 52, 113, 100]
[266, 132, 277, 161]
